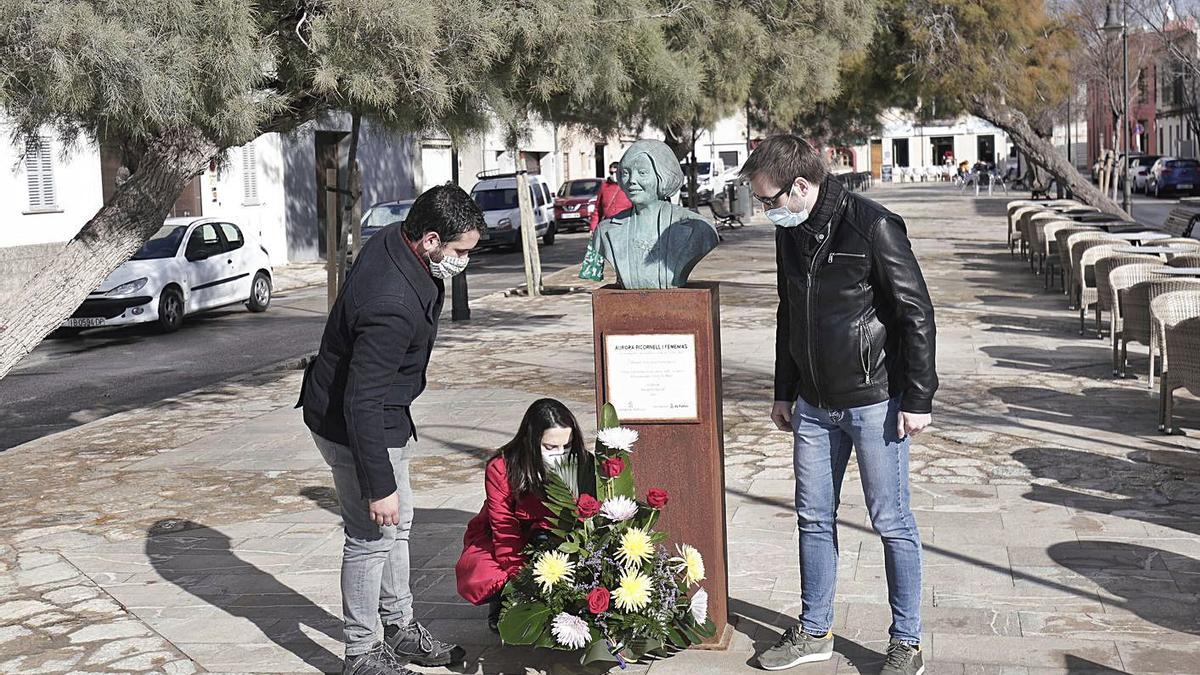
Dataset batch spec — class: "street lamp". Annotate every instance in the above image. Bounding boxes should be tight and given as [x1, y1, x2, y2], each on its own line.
[1103, 1, 1132, 217]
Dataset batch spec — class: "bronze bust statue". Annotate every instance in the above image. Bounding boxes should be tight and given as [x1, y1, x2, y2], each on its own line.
[593, 139, 719, 289]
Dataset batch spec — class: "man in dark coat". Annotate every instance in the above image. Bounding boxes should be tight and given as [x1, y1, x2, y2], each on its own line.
[300, 185, 483, 675]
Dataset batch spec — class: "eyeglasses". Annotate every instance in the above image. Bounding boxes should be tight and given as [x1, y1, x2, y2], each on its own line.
[752, 181, 796, 208]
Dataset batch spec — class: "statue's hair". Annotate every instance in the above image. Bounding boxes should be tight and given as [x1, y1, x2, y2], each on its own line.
[618, 139, 684, 199]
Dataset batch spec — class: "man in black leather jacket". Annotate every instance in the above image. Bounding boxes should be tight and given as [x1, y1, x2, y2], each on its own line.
[301, 185, 482, 675]
[744, 136, 936, 675]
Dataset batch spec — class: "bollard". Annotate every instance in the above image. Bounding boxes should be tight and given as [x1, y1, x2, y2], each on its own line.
[451, 267, 470, 321]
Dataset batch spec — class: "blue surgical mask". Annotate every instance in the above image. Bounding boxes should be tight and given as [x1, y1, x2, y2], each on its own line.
[765, 186, 810, 228]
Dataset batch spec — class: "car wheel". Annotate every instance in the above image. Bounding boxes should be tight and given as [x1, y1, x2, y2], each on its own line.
[157, 287, 184, 333]
[542, 223, 556, 246]
[247, 271, 272, 312]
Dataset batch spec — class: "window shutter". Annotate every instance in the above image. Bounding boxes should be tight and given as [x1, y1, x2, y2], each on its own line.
[25, 136, 57, 211]
[242, 145, 259, 205]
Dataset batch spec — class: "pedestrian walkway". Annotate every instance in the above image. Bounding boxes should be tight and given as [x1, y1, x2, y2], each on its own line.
[1, 183, 1198, 674]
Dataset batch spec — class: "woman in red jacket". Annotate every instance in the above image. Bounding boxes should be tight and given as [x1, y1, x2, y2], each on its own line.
[455, 398, 589, 630]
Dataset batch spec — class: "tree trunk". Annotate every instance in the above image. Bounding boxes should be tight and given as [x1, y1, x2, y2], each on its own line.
[0, 128, 218, 379]
[971, 96, 1127, 218]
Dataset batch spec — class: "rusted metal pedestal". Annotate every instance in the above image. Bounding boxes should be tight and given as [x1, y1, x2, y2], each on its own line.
[591, 282, 731, 648]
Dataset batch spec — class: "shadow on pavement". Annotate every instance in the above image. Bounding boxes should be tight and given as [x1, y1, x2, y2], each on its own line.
[728, 598, 884, 672]
[146, 518, 343, 673]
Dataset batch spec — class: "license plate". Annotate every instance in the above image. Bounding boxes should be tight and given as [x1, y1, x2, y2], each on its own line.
[63, 317, 105, 328]
[479, 231, 491, 241]
[1180, 184, 1194, 190]
[561, 212, 581, 219]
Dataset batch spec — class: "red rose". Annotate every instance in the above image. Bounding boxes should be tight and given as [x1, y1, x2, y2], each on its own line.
[576, 494, 601, 519]
[587, 587, 611, 614]
[647, 488, 669, 509]
[601, 457, 626, 478]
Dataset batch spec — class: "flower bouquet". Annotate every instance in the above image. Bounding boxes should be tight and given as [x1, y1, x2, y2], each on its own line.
[496, 404, 717, 667]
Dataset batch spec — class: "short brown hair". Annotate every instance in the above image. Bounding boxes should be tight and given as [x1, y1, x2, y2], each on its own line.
[740, 135, 828, 189]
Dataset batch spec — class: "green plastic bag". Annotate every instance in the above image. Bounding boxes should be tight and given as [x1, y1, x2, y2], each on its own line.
[579, 236, 605, 281]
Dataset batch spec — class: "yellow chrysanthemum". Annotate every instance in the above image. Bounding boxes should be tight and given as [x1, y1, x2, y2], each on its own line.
[617, 528, 654, 569]
[676, 544, 706, 586]
[612, 569, 653, 611]
[532, 551, 575, 594]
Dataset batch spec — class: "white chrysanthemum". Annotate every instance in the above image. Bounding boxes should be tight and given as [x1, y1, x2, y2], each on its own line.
[597, 426, 639, 452]
[600, 495, 639, 522]
[675, 544, 706, 585]
[689, 588, 709, 625]
[551, 612, 591, 650]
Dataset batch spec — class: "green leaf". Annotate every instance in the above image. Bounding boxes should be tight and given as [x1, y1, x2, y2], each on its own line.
[580, 638, 620, 666]
[558, 541, 580, 554]
[628, 638, 663, 658]
[497, 602, 552, 645]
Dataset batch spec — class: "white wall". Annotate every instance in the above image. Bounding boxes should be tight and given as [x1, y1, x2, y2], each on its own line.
[0, 126, 104, 248]
[202, 134, 290, 267]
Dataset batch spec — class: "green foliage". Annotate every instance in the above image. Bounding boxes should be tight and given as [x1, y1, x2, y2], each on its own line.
[497, 601, 552, 645]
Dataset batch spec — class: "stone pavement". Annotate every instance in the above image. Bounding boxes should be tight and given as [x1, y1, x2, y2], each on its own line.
[2, 184, 1199, 674]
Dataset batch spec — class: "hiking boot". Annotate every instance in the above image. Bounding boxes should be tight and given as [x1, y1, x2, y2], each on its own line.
[343, 642, 415, 675]
[880, 638, 924, 675]
[384, 620, 462, 667]
[757, 626, 834, 671]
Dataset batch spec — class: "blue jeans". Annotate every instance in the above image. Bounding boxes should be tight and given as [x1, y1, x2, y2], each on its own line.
[312, 433, 415, 657]
[791, 396, 922, 644]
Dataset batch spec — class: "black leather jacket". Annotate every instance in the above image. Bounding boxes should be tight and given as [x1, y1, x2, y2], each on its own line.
[775, 176, 937, 414]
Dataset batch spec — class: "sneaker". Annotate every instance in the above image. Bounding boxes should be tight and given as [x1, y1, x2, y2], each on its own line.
[343, 642, 415, 675]
[384, 620, 462, 667]
[757, 626, 834, 671]
[880, 638, 924, 675]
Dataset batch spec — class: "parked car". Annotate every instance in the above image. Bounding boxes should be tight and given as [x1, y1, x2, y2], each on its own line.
[1148, 157, 1200, 197]
[554, 178, 602, 232]
[678, 159, 727, 205]
[1128, 155, 1161, 193]
[61, 217, 273, 334]
[361, 199, 415, 243]
[470, 172, 556, 248]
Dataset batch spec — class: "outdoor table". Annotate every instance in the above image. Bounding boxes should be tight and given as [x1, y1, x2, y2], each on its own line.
[1112, 245, 1198, 258]
[1152, 266, 1200, 276]
[1108, 231, 1171, 243]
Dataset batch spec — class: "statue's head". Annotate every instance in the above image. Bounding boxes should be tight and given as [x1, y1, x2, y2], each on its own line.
[618, 139, 685, 208]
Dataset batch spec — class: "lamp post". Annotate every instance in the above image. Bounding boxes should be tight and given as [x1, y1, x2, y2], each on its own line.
[1103, 1, 1132, 217]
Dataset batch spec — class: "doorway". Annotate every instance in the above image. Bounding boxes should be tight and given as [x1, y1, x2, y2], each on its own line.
[977, 134, 996, 166]
[870, 140, 883, 178]
[892, 139, 910, 167]
[931, 136, 954, 166]
[595, 144, 607, 177]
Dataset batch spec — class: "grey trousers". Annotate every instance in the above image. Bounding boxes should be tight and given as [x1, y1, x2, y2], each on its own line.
[311, 433, 415, 656]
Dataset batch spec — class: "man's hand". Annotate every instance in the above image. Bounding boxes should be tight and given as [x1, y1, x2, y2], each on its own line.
[897, 412, 932, 439]
[370, 492, 401, 527]
[770, 400, 794, 432]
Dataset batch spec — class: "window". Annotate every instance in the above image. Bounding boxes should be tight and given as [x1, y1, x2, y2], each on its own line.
[219, 223, 244, 251]
[242, 145, 260, 205]
[533, 185, 545, 208]
[1137, 70, 1148, 104]
[540, 182, 551, 205]
[719, 150, 740, 169]
[25, 136, 57, 211]
[185, 223, 224, 260]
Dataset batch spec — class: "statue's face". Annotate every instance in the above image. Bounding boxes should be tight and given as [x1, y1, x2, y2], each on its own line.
[619, 154, 659, 207]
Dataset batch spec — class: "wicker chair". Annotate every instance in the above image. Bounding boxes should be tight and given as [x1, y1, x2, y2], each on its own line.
[1041, 220, 1079, 286]
[1157, 238, 1200, 248]
[1148, 278, 1200, 387]
[1015, 207, 1051, 259]
[1151, 291, 1200, 432]
[1010, 206, 1043, 256]
[1111, 264, 1170, 377]
[1055, 227, 1102, 298]
[1067, 234, 1119, 310]
[1007, 201, 1037, 245]
[1168, 254, 1200, 268]
[1026, 212, 1061, 272]
[1095, 255, 1159, 338]
[1077, 244, 1124, 335]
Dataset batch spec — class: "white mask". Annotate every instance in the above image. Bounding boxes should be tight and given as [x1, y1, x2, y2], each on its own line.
[765, 185, 810, 228]
[429, 251, 469, 279]
[542, 447, 569, 468]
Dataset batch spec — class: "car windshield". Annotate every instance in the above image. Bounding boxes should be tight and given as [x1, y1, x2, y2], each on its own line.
[1137, 157, 1158, 166]
[559, 180, 601, 197]
[681, 162, 712, 176]
[364, 203, 411, 229]
[130, 225, 187, 260]
[473, 188, 519, 211]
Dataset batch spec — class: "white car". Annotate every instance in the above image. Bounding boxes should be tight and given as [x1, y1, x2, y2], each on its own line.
[62, 217, 273, 334]
[471, 172, 556, 248]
